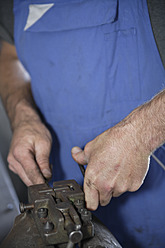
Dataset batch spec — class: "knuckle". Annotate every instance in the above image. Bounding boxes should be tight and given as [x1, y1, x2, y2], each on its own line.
[40, 128, 52, 142]
[117, 184, 128, 195]
[7, 154, 14, 164]
[13, 146, 31, 162]
[13, 146, 23, 159]
[33, 178, 44, 185]
[114, 185, 128, 197]
[42, 138, 51, 147]
[100, 199, 110, 206]
[36, 140, 51, 153]
[47, 132, 52, 143]
[129, 181, 141, 192]
[119, 187, 127, 194]
[37, 157, 49, 166]
[115, 189, 124, 196]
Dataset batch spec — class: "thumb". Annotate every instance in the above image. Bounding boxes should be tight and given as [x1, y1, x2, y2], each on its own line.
[71, 146, 88, 165]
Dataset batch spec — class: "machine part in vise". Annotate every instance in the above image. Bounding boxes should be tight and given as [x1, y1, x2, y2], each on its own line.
[0, 180, 93, 248]
[0, 180, 122, 248]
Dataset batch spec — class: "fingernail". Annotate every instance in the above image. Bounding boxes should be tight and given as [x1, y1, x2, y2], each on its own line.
[42, 169, 52, 178]
[71, 147, 82, 154]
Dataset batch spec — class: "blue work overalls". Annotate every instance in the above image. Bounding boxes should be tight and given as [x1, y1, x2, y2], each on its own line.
[13, 0, 165, 247]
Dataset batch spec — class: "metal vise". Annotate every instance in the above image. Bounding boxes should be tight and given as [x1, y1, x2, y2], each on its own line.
[0, 180, 122, 248]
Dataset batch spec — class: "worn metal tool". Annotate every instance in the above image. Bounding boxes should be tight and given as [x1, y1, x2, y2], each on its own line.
[0, 180, 122, 248]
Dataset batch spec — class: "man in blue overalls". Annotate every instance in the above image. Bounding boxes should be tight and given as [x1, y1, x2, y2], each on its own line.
[0, 0, 165, 247]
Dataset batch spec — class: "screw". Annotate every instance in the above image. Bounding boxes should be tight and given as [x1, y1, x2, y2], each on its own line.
[84, 210, 88, 215]
[79, 208, 84, 213]
[81, 209, 91, 223]
[75, 224, 81, 231]
[81, 209, 88, 215]
[37, 208, 48, 218]
[69, 185, 74, 191]
[74, 199, 83, 206]
[19, 203, 34, 213]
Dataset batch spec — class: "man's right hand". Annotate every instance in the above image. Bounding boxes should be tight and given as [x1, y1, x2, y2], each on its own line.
[7, 119, 52, 186]
[0, 40, 52, 186]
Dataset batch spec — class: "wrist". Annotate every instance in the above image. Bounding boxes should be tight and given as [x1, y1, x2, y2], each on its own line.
[127, 92, 165, 154]
[12, 99, 41, 130]
[5, 84, 41, 131]
[142, 96, 165, 153]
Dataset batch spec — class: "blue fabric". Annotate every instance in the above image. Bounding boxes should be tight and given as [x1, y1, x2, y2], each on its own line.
[13, 0, 165, 247]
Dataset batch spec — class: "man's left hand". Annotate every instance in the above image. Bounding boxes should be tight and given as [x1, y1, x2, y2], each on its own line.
[72, 115, 150, 211]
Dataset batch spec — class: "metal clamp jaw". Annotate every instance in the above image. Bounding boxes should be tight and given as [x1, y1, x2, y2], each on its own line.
[20, 180, 94, 247]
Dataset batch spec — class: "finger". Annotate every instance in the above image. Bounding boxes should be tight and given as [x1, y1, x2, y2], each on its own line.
[113, 191, 122, 197]
[35, 143, 52, 179]
[112, 185, 128, 197]
[14, 149, 45, 185]
[8, 161, 33, 186]
[95, 176, 113, 206]
[71, 146, 88, 165]
[99, 189, 113, 206]
[84, 177, 99, 211]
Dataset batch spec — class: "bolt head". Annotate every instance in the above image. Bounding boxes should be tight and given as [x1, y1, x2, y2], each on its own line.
[37, 208, 48, 218]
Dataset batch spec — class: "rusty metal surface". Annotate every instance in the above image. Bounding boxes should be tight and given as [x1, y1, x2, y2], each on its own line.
[82, 215, 122, 248]
[0, 180, 122, 248]
[0, 212, 49, 248]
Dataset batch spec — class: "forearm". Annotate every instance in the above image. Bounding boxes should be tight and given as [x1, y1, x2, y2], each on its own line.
[124, 89, 165, 154]
[0, 40, 40, 130]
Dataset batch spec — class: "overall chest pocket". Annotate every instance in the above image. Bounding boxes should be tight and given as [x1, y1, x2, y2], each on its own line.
[104, 16, 141, 102]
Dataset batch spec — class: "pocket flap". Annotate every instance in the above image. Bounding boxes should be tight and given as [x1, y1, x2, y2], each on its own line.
[25, 0, 117, 32]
